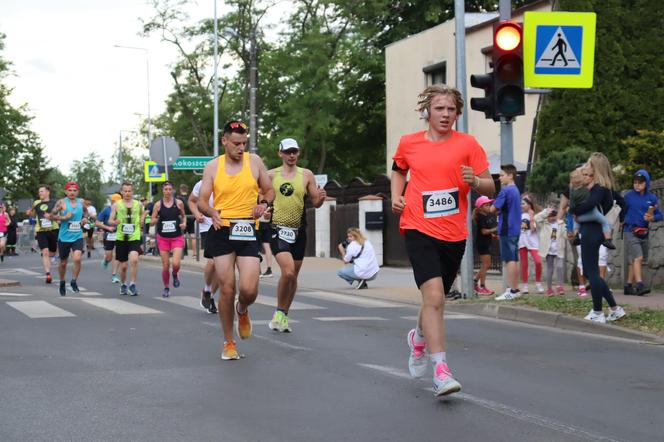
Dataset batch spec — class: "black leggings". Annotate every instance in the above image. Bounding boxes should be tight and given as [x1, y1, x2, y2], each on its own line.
[580, 222, 617, 311]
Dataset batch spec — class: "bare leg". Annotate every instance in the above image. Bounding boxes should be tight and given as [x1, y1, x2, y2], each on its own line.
[71, 251, 82, 279]
[128, 251, 139, 282]
[41, 248, 51, 274]
[214, 254, 238, 342]
[236, 256, 260, 309]
[417, 277, 446, 353]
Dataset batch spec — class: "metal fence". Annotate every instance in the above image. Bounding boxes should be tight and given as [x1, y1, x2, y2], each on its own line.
[16, 223, 37, 253]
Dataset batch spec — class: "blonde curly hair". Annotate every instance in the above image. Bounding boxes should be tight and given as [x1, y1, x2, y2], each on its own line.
[416, 84, 464, 116]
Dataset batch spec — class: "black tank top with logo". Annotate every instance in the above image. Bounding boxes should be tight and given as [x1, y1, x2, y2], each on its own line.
[157, 199, 182, 238]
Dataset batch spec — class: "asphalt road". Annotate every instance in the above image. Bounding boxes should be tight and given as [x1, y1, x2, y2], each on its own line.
[1, 252, 662, 442]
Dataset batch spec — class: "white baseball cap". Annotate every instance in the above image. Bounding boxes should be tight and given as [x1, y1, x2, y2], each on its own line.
[279, 138, 299, 151]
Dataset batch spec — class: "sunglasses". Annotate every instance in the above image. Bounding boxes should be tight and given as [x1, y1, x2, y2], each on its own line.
[228, 121, 248, 130]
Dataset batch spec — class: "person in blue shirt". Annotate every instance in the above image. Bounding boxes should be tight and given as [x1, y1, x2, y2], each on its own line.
[623, 169, 662, 296]
[96, 193, 122, 283]
[490, 164, 522, 300]
[51, 182, 89, 296]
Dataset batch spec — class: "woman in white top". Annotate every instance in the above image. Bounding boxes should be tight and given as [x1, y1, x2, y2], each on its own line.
[337, 227, 379, 290]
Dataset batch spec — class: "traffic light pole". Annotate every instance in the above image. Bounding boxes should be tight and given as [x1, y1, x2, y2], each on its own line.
[454, 0, 475, 300]
[499, 0, 514, 166]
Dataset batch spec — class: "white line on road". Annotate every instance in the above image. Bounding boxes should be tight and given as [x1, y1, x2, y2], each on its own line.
[255, 294, 326, 310]
[314, 316, 387, 322]
[7, 301, 76, 318]
[252, 333, 311, 351]
[358, 363, 622, 442]
[0, 268, 41, 276]
[0, 292, 32, 297]
[80, 299, 163, 315]
[156, 296, 204, 311]
[301, 291, 402, 308]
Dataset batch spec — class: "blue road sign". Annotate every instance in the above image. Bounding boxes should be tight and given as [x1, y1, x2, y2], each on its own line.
[534, 25, 583, 75]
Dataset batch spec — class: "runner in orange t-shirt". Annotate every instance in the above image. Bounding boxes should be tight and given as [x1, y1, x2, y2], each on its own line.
[391, 84, 495, 397]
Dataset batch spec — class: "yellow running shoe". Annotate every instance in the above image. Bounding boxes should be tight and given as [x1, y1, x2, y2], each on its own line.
[221, 340, 240, 360]
[235, 300, 252, 339]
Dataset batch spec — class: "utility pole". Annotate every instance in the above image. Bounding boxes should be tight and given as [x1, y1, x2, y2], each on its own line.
[249, 28, 258, 154]
[499, 0, 514, 165]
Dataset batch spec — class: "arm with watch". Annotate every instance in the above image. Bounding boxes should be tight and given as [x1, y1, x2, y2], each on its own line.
[460, 165, 495, 197]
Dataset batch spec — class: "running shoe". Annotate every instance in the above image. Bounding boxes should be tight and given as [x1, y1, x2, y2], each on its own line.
[162, 287, 170, 298]
[87, 250, 91, 258]
[606, 306, 626, 322]
[260, 268, 273, 278]
[200, 290, 212, 310]
[281, 314, 292, 333]
[584, 309, 606, 323]
[120, 284, 128, 296]
[495, 289, 521, 301]
[101, 259, 109, 269]
[535, 282, 544, 293]
[221, 340, 240, 360]
[520, 284, 529, 294]
[546, 288, 554, 297]
[70, 280, 80, 293]
[407, 329, 427, 378]
[356, 280, 368, 290]
[45, 273, 52, 284]
[111, 274, 121, 284]
[577, 286, 587, 297]
[129, 283, 138, 296]
[432, 362, 462, 397]
[478, 286, 494, 295]
[208, 297, 218, 314]
[59, 281, 66, 296]
[555, 285, 565, 295]
[172, 273, 180, 288]
[269, 310, 285, 332]
[235, 300, 252, 339]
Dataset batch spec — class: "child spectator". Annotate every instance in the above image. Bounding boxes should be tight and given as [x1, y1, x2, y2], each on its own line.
[536, 207, 566, 296]
[518, 196, 543, 293]
[473, 196, 496, 295]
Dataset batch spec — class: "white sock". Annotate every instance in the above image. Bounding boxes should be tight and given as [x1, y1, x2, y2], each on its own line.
[413, 327, 426, 345]
[430, 352, 446, 365]
[204, 284, 211, 292]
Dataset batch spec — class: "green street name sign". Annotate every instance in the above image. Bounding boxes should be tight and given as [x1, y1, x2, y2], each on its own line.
[172, 156, 214, 170]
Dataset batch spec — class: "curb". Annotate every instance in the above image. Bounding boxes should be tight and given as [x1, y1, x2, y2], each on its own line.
[447, 303, 664, 344]
[0, 279, 21, 288]
[140, 256, 664, 344]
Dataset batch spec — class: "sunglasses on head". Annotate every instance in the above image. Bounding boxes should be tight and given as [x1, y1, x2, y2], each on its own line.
[229, 121, 248, 130]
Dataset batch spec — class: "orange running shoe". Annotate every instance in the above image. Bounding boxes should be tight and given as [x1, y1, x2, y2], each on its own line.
[221, 340, 240, 360]
[45, 273, 52, 284]
[235, 300, 252, 340]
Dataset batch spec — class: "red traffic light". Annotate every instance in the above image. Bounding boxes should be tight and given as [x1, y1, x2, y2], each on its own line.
[494, 22, 522, 51]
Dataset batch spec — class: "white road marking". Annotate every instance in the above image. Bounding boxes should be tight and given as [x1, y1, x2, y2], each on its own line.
[301, 290, 402, 308]
[254, 294, 325, 310]
[203, 319, 299, 327]
[0, 268, 40, 276]
[156, 296, 204, 310]
[0, 292, 32, 297]
[7, 301, 76, 318]
[313, 316, 387, 322]
[400, 314, 486, 321]
[80, 299, 163, 315]
[252, 333, 311, 351]
[358, 363, 622, 442]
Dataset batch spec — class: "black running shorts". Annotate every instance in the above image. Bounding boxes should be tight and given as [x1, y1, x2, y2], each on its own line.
[199, 231, 213, 259]
[204, 227, 260, 258]
[103, 240, 115, 252]
[269, 227, 307, 261]
[115, 240, 142, 262]
[58, 239, 84, 260]
[37, 230, 58, 253]
[404, 229, 466, 292]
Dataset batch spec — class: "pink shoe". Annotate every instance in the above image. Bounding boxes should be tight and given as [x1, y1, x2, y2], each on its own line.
[577, 286, 587, 297]
[433, 362, 462, 397]
[555, 285, 565, 295]
[478, 286, 494, 295]
[546, 288, 554, 297]
[407, 329, 427, 378]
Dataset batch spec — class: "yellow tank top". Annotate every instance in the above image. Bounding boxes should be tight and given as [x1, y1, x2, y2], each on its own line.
[213, 152, 258, 225]
[272, 166, 305, 228]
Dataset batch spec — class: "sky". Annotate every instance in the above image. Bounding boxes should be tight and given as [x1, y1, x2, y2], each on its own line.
[1, 0, 216, 177]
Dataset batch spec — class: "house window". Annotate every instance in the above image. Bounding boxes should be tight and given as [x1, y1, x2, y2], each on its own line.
[423, 61, 446, 86]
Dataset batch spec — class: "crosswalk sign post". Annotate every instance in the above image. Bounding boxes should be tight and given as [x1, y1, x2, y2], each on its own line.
[523, 12, 596, 88]
[144, 160, 166, 183]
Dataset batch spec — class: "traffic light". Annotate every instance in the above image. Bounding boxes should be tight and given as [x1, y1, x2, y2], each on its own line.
[493, 21, 524, 118]
[470, 72, 497, 121]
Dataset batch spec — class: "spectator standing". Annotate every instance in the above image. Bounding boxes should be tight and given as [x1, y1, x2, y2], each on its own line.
[536, 207, 566, 296]
[518, 195, 543, 294]
[473, 196, 496, 295]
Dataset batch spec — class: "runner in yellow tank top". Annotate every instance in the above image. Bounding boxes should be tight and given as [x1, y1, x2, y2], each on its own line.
[267, 138, 326, 333]
[198, 120, 275, 361]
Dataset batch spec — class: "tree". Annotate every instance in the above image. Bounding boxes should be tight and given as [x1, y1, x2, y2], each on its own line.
[0, 32, 58, 202]
[70, 153, 105, 208]
[526, 146, 590, 195]
[615, 129, 664, 190]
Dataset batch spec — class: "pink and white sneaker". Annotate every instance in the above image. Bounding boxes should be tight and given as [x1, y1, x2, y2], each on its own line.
[433, 362, 462, 397]
[407, 329, 427, 378]
[555, 285, 565, 295]
[478, 286, 494, 295]
[577, 286, 588, 297]
[546, 288, 555, 297]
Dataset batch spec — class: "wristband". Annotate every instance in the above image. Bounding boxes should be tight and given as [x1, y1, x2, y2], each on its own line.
[472, 176, 480, 188]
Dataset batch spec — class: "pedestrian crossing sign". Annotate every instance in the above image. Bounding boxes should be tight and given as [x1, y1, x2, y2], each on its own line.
[144, 160, 166, 183]
[523, 12, 596, 88]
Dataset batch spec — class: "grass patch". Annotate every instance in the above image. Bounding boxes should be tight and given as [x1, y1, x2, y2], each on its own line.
[461, 295, 664, 336]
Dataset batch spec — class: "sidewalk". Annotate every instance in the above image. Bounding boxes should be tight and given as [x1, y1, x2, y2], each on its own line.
[143, 254, 664, 310]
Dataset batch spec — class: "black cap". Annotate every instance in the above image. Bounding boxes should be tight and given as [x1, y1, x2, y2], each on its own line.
[634, 173, 647, 182]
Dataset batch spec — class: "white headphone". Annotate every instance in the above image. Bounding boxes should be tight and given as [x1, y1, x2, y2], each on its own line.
[420, 108, 429, 120]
